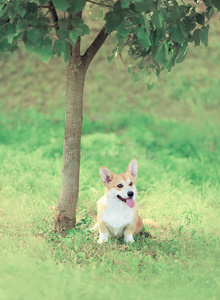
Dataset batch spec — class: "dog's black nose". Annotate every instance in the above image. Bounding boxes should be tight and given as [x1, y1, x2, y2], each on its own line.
[127, 191, 134, 198]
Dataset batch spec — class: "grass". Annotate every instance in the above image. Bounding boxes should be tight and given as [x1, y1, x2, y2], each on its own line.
[0, 108, 219, 299]
[0, 16, 220, 300]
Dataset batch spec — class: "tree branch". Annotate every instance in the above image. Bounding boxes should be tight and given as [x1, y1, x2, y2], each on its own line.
[71, 11, 82, 62]
[180, 0, 187, 6]
[44, 9, 50, 17]
[37, 5, 51, 9]
[48, 1, 59, 37]
[83, 26, 108, 68]
[86, 0, 113, 9]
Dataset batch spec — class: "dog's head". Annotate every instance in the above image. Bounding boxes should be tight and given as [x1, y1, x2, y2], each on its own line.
[99, 159, 138, 208]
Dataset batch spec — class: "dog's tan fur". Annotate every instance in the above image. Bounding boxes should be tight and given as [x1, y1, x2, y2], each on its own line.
[97, 159, 144, 243]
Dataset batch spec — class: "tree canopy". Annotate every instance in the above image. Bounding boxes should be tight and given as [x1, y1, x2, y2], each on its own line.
[0, 0, 219, 87]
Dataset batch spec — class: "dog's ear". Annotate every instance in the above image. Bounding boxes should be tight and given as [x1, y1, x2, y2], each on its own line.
[100, 167, 114, 187]
[126, 158, 138, 178]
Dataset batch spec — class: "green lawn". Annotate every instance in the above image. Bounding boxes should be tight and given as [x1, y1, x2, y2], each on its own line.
[0, 18, 220, 300]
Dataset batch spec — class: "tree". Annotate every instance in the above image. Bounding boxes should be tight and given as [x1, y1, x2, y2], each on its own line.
[0, 0, 219, 232]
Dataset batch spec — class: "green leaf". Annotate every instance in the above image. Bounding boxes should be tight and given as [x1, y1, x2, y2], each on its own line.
[8, 7, 17, 19]
[117, 23, 131, 38]
[135, 0, 154, 12]
[53, 0, 70, 12]
[81, 23, 90, 35]
[67, 0, 86, 14]
[199, 26, 209, 47]
[27, 28, 40, 43]
[26, 43, 35, 54]
[57, 18, 71, 28]
[7, 32, 18, 44]
[156, 27, 166, 41]
[24, 40, 35, 54]
[38, 47, 53, 64]
[72, 0, 86, 12]
[176, 42, 188, 63]
[0, 26, 5, 42]
[71, 17, 90, 35]
[121, 0, 130, 9]
[114, 53, 124, 70]
[152, 42, 171, 67]
[151, 11, 163, 30]
[17, 7, 26, 18]
[58, 27, 69, 40]
[63, 41, 71, 62]
[107, 53, 116, 63]
[179, 5, 189, 17]
[193, 29, 200, 47]
[0, 38, 11, 53]
[41, 36, 52, 48]
[150, 30, 158, 47]
[136, 27, 151, 50]
[39, 0, 48, 5]
[27, 2, 38, 14]
[170, 5, 182, 21]
[53, 39, 63, 56]
[104, 12, 123, 33]
[5, 24, 17, 43]
[196, 13, 205, 25]
[13, 31, 24, 43]
[113, 1, 124, 15]
[168, 22, 188, 44]
[115, 32, 123, 42]
[183, 16, 196, 31]
[0, 5, 8, 18]
[69, 28, 82, 45]
[206, 6, 214, 20]
[16, 22, 27, 33]
[11, 1, 20, 10]
[211, 0, 220, 10]
[53, 39, 70, 62]
[5, 23, 15, 36]
[39, 0, 48, 4]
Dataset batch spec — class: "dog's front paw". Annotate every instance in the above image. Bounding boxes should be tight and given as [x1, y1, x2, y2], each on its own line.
[98, 232, 109, 244]
[124, 233, 135, 243]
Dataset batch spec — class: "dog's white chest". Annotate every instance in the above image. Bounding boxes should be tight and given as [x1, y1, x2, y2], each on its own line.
[101, 200, 134, 238]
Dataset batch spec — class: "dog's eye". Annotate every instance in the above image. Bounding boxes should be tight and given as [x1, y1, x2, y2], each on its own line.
[129, 182, 133, 186]
[117, 184, 123, 188]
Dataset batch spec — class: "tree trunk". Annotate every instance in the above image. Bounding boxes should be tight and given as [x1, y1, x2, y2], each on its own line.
[54, 54, 86, 233]
[53, 25, 108, 233]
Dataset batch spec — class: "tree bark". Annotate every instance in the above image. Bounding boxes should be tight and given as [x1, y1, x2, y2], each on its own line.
[54, 53, 86, 233]
[54, 25, 108, 233]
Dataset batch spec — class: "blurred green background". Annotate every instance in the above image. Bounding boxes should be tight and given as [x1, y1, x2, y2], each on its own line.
[0, 11, 219, 300]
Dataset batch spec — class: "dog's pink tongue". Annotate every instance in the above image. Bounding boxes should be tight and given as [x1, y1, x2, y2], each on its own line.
[126, 198, 134, 208]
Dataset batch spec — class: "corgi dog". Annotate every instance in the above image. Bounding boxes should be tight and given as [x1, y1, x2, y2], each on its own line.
[97, 158, 143, 244]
